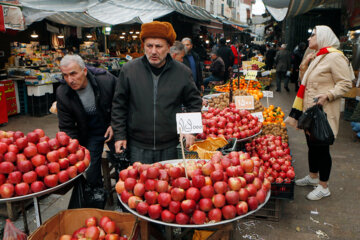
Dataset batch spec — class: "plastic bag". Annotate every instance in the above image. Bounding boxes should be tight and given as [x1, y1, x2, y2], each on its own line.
[68, 175, 107, 209]
[297, 105, 317, 130]
[189, 137, 228, 159]
[309, 105, 335, 145]
[3, 219, 27, 240]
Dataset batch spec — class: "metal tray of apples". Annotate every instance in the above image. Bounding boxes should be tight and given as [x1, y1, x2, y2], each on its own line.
[0, 171, 85, 203]
[235, 129, 262, 143]
[117, 159, 271, 228]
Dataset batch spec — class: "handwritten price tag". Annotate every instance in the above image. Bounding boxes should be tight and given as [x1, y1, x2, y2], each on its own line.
[176, 112, 203, 134]
[245, 70, 258, 81]
[251, 112, 264, 122]
[234, 96, 254, 110]
[262, 91, 273, 98]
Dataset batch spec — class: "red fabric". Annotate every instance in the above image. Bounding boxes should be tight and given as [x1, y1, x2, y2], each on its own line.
[0, 5, 5, 32]
[296, 84, 306, 98]
[231, 45, 239, 65]
[316, 47, 331, 56]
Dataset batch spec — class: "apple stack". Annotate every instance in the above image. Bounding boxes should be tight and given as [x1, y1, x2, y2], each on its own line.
[0, 129, 90, 199]
[59, 216, 127, 240]
[197, 106, 262, 141]
[116, 151, 271, 225]
[245, 135, 295, 184]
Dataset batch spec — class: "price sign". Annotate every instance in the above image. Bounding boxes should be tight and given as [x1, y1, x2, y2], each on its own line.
[251, 112, 264, 122]
[262, 91, 274, 98]
[261, 71, 271, 77]
[234, 96, 254, 110]
[245, 70, 258, 81]
[242, 61, 252, 70]
[176, 112, 203, 134]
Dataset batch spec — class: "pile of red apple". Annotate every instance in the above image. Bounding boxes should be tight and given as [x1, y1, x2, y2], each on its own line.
[245, 135, 295, 184]
[59, 216, 127, 240]
[0, 129, 90, 199]
[197, 106, 262, 140]
[116, 151, 271, 225]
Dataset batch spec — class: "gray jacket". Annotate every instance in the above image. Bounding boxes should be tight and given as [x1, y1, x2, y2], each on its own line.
[275, 49, 291, 72]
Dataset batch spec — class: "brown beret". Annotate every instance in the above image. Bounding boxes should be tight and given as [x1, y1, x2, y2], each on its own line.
[140, 21, 176, 46]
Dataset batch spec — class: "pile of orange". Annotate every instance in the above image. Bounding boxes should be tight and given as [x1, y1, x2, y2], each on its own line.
[214, 78, 263, 100]
[262, 105, 286, 126]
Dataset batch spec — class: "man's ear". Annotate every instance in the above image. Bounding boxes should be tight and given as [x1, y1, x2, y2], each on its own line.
[83, 67, 88, 76]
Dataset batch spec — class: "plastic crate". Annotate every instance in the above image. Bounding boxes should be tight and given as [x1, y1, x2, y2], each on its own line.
[270, 181, 294, 200]
[16, 80, 28, 114]
[344, 98, 359, 121]
[27, 93, 54, 117]
[246, 198, 281, 221]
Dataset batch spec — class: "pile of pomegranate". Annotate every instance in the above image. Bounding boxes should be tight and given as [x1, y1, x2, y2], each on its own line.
[116, 151, 271, 225]
[197, 106, 262, 140]
[59, 216, 127, 240]
[0, 130, 89, 198]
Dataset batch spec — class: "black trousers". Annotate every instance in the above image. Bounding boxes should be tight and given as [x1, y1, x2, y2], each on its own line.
[305, 134, 332, 182]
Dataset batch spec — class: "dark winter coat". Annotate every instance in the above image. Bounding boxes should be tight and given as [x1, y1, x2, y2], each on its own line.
[182, 50, 204, 90]
[56, 69, 117, 145]
[111, 54, 202, 150]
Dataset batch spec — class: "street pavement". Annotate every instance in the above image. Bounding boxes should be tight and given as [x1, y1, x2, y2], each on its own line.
[0, 82, 359, 239]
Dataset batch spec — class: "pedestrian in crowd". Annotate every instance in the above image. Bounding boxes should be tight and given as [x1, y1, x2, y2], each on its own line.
[217, 38, 234, 81]
[112, 21, 202, 164]
[57, 54, 116, 187]
[182, 37, 204, 92]
[285, 25, 353, 200]
[274, 43, 291, 92]
[170, 41, 185, 62]
[265, 43, 276, 70]
[230, 40, 241, 69]
[203, 51, 225, 87]
[291, 42, 307, 91]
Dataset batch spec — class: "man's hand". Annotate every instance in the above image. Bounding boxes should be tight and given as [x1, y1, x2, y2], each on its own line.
[315, 94, 328, 106]
[184, 134, 195, 148]
[115, 140, 127, 153]
[104, 126, 114, 143]
[201, 85, 205, 92]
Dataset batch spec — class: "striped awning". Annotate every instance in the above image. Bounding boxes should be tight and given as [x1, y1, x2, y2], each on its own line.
[263, 0, 329, 21]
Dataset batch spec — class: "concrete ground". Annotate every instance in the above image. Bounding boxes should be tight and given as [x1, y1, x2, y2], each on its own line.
[0, 82, 359, 239]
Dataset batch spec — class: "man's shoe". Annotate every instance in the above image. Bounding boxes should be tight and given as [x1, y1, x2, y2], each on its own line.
[276, 89, 281, 92]
[295, 175, 319, 186]
[307, 185, 330, 200]
[284, 87, 290, 92]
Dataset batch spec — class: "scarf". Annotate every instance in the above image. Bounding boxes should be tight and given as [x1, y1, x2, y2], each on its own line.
[284, 47, 343, 128]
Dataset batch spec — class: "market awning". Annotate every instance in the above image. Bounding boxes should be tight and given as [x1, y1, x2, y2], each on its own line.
[262, 0, 331, 22]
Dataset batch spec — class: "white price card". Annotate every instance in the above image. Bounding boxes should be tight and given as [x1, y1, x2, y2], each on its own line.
[251, 112, 264, 122]
[356, 96, 360, 101]
[176, 112, 203, 134]
[234, 96, 254, 110]
[263, 91, 274, 98]
[245, 70, 258, 81]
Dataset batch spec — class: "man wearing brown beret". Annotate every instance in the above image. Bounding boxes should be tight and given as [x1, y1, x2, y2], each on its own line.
[112, 21, 202, 163]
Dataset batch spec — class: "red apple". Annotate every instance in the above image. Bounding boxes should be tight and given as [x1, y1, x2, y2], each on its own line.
[247, 196, 259, 211]
[75, 161, 86, 173]
[58, 170, 69, 183]
[133, 183, 145, 197]
[225, 191, 240, 205]
[236, 201, 248, 215]
[246, 184, 257, 196]
[68, 153, 78, 165]
[256, 189, 267, 204]
[31, 181, 45, 193]
[48, 162, 60, 174]
[44, 174, 58, 187]
[31, 154, 46, 167]
[161, 209, 175, 223]
[8, 171, 22, 184]
[228, 177, 242, 191]
[124, 178, 137, 192]
[85, 217, 97, 227]
[7, 144, 19, 154]
[0, 183, 14, 198]
[239, 188, 249, 201]
[22, 171, 37, 184]
[58, 147, 68, 158]
[185, 187, 200, 201]
[13, 131, 24, 140]
[58, 158, 70, 170]
[158, 192, 171, 207]
[208, 208, 222, 222]
[222, 205, 236, 220]
[199, 198, 213, 212]
[36, 141, 50, 155]
[67, 166, 78, 178]
[99, 216, 111, 229]
[15, 182, 29, 196]
[212, 194, 226, 208]
[145, 179, 157, 191]
[169, 201, 181, 214]
[181, 199, 196, 214]
[148, 204, 162, 219]
[0, 142, 8, 154]
[147, 167, 159, 179]
[213, 181, 228, 194]
[155, 180, 168, 193]
[27, 132, 39, 144]
[175, 212, 190, 225]
[176, 177, 190, 190]
[171, 187, 185, 202]
[144, 191, 158, 205]
[202, 163, 215, 176]
[200, 185, 215, 198]
[85, 226, 100, 240]
[0, 161, 14, 174]
[136, 201, 149, 215]
[33, 129, 45, 138]
[46, 150, 60, 162]
[57, 134, 70, 147]
[192, 175, 205, 189]
[192, 210, 206, 224]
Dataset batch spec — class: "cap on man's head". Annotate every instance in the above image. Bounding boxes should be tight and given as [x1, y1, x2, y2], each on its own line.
[140, 21, 176, 46]
[281, 44, 287, 49]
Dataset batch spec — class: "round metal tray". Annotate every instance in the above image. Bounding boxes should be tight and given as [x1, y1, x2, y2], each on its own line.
[203, 93, 225, 100]
[235, 129, 262, 143]
[0, 171, 85, 203]
[118, 159, 271, 228]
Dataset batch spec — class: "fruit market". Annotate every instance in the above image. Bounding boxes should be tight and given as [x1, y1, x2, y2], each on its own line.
[0, 0, 360, 240]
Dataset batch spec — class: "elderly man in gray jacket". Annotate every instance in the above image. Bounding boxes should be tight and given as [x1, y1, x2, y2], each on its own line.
[275, 44, 291, 92]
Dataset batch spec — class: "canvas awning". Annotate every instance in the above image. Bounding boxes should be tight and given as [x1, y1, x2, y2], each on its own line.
[262, 0, 332, 22]
[20, 0, 218, 27]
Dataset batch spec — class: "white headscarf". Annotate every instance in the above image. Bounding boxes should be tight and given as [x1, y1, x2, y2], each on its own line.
[315, 25, 340, 50]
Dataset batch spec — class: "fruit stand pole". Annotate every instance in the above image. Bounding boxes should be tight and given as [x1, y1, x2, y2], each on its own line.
[179, 131, 188, 179]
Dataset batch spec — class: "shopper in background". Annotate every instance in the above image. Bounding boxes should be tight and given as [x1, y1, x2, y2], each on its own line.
[203, 51, 225, 87]
[170, 41, 185, 63]
[182, 37, 204, 92]
[57, 54, 116, 187]
[230, 40, 241, 69]
[217, 38, 234, 82]
[265, 43, 276, 70]
[285, 25, 353, 200]
[274, 43, 291, 92]
[112, 21, 202, 164]
[291, 42, 307, 91]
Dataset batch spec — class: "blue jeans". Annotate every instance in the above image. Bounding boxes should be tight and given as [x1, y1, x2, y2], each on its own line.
[85, 135, 115, 187]
[128, 144, 178, 164]
[351, 122, 360, 132]
[204, 75, 222, 87]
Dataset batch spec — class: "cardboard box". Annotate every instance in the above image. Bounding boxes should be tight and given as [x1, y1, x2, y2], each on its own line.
[28, 208, 139, 240]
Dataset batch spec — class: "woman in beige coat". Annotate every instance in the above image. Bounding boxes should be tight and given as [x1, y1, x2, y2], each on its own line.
[290, 25, 353, 200]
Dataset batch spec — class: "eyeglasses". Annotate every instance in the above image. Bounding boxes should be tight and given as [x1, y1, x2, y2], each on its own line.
[310, 33, 316, 38]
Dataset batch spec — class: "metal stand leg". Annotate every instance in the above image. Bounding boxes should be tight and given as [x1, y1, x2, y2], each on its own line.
[33, 197, 42, 227]
[20, 201, 29, 235]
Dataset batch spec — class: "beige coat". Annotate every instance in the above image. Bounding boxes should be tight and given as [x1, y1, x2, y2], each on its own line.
[300, 52, 353, 137]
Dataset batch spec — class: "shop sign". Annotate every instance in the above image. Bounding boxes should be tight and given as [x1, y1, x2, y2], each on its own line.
[176, 112, 203, 134]
[234, 96, 254, 110]
[1, 4, 24, 30]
